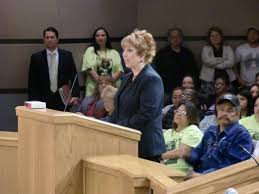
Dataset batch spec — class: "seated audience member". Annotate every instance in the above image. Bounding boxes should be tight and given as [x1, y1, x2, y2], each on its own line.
[199, 114, 217, 134]
[234, 27, 259, 87]
[237, 89, 253, 119]
[199, 74, 230, 133]
[77, 74, 113, 119]
[162, 87, 183, 129]
[162, 87, 183, 116]
[182, 89, 198, 105]
[250, 83, 259, 98]
[256, 72, 259, 85]
[154, 27, 198, 105]
[185, 94, 252, 176]
[200, 26, 235, 100]
[81, 27, 123, 96]
[240, 95, 259, 140]
[162, 102, 203, 174]
[182, 88, 206, 120]
[28, 27, 79, 111]
[101, 85, 118, 116]
[182, 75, 208, 111]
[182, 75, 195, 89]
[207, 74, 230, 111]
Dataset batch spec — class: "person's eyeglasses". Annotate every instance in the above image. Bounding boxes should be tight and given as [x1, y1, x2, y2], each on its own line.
[174, 109, 187, 115]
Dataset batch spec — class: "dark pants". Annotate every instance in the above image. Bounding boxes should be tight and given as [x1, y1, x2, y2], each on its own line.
[46, 92, 65, 111]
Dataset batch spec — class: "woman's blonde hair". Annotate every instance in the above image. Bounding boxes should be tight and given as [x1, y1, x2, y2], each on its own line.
[121, 29, 156, 64]
[101, 85, 118, 101]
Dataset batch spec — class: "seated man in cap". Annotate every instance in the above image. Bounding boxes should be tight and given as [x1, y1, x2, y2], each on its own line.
[184, 93, 253, 177]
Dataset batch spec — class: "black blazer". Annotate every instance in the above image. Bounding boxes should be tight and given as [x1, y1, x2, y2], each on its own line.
[28, 49, 79, 110]
[110, 64, 166, 158]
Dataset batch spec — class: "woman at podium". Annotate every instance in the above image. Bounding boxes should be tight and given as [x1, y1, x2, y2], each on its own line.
[108, 29, 165, 162]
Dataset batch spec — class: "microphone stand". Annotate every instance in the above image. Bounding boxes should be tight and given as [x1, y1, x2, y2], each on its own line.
[63, 73, 78, 112]
[63, 69, 88, 112]
[238, 144, 259, 166]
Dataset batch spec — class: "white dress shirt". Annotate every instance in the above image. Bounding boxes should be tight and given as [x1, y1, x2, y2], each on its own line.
[46, 48, 59, 92]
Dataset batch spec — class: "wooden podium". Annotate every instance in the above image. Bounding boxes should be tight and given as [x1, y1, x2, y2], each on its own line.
[16, 106, 141, 194]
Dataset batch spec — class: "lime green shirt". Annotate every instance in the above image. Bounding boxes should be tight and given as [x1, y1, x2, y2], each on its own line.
[239, 115, 259, 140]
[82, 46, 123, 96]
[163, 125, 203, 174]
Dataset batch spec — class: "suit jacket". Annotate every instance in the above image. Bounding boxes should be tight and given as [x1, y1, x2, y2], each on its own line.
[109, 64, 166, 158]
[154, 46, 198, 94]
[28, 48, 79, 110]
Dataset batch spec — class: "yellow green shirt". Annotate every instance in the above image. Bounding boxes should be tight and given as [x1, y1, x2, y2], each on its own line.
[82, 46, 123, 96]
[239, 115, 259, 140]
[163, 125, 203, 174]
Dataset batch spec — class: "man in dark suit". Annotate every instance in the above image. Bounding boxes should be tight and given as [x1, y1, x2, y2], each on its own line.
[28, 27, 79, 111]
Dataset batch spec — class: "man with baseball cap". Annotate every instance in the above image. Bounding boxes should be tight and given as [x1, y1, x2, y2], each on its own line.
[185, 93, 252, 176]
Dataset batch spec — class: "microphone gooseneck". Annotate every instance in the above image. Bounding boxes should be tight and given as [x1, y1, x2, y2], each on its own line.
[238, 144, 259, 166]
[63, 73, 78, 112]
[63, 69, 88, 112]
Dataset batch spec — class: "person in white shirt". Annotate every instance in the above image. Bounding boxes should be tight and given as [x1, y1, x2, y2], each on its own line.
[234, 27, 259, 87]
[200, 26, 235, 100]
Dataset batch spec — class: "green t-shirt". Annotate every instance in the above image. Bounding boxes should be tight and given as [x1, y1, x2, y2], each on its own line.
[163, 125, 203, 173]
[82, 46, 123, 96]
[239, 115, 259, 140]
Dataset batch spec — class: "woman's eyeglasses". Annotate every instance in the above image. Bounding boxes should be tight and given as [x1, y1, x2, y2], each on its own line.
[174, 109, 187, 115]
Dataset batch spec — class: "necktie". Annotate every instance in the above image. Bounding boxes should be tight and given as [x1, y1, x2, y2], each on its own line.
[49, 53, 58, 92]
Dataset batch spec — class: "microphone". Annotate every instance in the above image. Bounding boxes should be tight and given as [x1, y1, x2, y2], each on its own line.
[238, 144, 259, 166]
[224, 188, 238, 194]
[63, 69, 88, 112]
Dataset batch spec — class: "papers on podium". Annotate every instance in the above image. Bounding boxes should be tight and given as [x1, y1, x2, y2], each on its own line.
[24, 101, 46, 109]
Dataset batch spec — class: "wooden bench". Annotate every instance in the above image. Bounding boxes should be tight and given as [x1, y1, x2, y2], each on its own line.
[150, 157, 259, 194]
[84, 155, 185, 194]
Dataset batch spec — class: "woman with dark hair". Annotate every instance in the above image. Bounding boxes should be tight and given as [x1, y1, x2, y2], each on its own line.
[182, 88, 207, 120]
[240, 95, 259, 140]
[181, 74, 195, 89]
[182, 88, 199, 105]
[182, 74, 209, 112]
[256, 72, 259, 85]
[162, 102, 203, 174]
[208, 73, 230, 111]
[82, 27, 123, 96]
[162, 87, 183, 129]
[199, 74, 230, 133]
[91, 27, 113, 53]
[237, 89, 253, 118]
[250, 83, 259, 98]
[200, 26, 235, 100]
